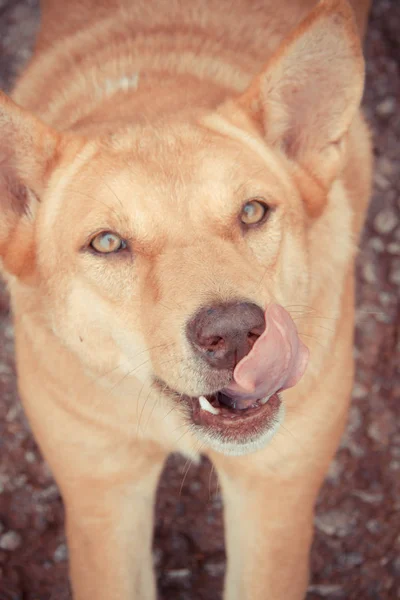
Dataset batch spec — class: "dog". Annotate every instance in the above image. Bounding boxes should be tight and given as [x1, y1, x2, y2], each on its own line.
[0, 0, 372, 598]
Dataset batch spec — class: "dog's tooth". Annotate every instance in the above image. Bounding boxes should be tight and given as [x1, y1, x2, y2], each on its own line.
[199, 395, 220, 415]
[260, 395, 271, 405]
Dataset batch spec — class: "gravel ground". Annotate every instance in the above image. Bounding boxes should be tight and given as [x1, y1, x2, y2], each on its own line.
[0, 1, 399, 599]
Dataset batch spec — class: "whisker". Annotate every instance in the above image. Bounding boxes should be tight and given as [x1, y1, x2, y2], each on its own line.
[179, 456, 195, 497]
[179, 441, 206, 496]
[256, 264, 270, 291]
[208, 462, 217, 501]
[103, 180, 125, 212]
[291, 314, 339, 321]
[174, 427, 192, 445]
[143, 396, 159, 432]
[278, 423, 306, 452]
[298, 332, 328, 349]
[137, 387, 153, 435]
[135, 379, 148, 428]
[294, 322, 335, 334]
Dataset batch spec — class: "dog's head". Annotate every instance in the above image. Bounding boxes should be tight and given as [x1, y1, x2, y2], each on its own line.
[0, 0, 364, 455]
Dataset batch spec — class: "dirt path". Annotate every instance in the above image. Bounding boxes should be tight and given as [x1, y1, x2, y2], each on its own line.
[0, 1, 399, 598]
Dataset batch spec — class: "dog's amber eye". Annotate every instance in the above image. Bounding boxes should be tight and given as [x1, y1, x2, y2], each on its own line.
[240, 199, 269, 226]
[90, 232, 126, 254]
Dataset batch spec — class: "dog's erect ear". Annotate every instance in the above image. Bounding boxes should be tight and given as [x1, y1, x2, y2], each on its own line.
[0, 92, 63, 277]
[235, 0, 365, 189]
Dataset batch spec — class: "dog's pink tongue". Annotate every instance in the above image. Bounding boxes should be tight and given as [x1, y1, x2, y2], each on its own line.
[223, 304, 309, 408]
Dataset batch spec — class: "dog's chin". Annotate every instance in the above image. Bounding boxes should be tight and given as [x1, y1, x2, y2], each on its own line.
[192, 402, 285, 457]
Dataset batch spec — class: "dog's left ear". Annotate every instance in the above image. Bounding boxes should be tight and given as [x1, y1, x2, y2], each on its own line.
[0, 92, 63, 277]
[233, 0, 365, 190]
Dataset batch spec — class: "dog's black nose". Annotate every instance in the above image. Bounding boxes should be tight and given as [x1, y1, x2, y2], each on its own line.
[187, 302, 265, 370]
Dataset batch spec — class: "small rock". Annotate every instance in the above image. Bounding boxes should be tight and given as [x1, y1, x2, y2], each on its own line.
[387, 242, 400, 255]
[152, 548, 163, 568]
[5, 404, 20, 423]
[204, 562, 225, 577]
[368, 237, 385, 253]
[14, 475, 27, 488]
[377, 156, 396, 178]
[315, 510, 355, 538]
[4, 324, 14, 340]
[326, 458, 344, 484]
[53, 543, 68, 563]
[368, 410, 396, 445]
[374, 209, 398, 235]
[352, 383, 368, 399]
[0, 531, 22, 551]
[346, 406, 362, 435]
[189, 481, 201, 492]
[362, 262, 378, 284]
[338, 552, 363, 567]
[379, 291, 394, 305]
[212, 494, 223, 510]
[25, 451, 36, 464]
[308, 583, 344, 596]
[35, 484, 60, 502]
[0, 362, 12, 376]
[366, 519, 383, 534]
[352, 490, 384, 505]
[339, 433, 365, 458]
[376, 97, 396, 117]
[165, 568, 191, 580]
[373, 172, 391, 190]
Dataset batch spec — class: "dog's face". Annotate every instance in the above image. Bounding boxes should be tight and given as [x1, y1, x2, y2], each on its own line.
[0, 0, 364, 455]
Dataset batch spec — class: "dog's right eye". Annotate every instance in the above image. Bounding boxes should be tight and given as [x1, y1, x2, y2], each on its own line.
[240, 199, 270, 227]
[90, 231, 127, 254]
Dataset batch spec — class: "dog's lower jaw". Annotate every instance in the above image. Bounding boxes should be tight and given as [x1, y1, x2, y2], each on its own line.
[191, 402, 285, 457]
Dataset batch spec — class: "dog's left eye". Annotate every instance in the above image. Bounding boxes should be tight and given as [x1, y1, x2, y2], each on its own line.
[90, 231, 127, 254]
[240, 199, 269, 226]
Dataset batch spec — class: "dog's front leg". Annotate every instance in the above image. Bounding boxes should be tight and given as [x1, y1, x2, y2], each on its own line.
[214, 457, 321, 600]
[21, 388, 165, 600]
[63, 448, 165, 600]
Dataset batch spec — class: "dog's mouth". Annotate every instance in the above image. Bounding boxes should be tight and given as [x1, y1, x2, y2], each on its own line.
[156, 384, 282, 445]
[190, 389, 281, 429]
[193, 389, 279, 419]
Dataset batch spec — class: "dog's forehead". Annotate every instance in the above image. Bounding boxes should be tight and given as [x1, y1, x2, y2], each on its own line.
[109, 122, 255, 180]
[106, 119, 285, 179]
[103, 121, 288, 204]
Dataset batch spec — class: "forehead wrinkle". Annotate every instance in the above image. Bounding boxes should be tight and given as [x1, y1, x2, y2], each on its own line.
[41, 141, 99, 232]
[201, 113, 293, 195]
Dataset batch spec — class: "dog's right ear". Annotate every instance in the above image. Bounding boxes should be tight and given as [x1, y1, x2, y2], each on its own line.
[219, 0, 365, 215]
[0, 92, 63, 277]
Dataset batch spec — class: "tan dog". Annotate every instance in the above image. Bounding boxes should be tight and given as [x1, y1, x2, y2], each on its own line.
[0, 0, 372, 598]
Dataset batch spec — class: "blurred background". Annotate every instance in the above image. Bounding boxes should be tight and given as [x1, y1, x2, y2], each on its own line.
[0, 0, 399, 598]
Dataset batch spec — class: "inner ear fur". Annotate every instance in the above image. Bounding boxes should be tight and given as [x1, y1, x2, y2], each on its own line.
[233, 0, 365, 193]
[0, 92, 64, 277]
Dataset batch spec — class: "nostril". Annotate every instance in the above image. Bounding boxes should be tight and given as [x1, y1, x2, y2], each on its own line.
[200, 335, 225, 353]
[247, 330, 260, 349]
